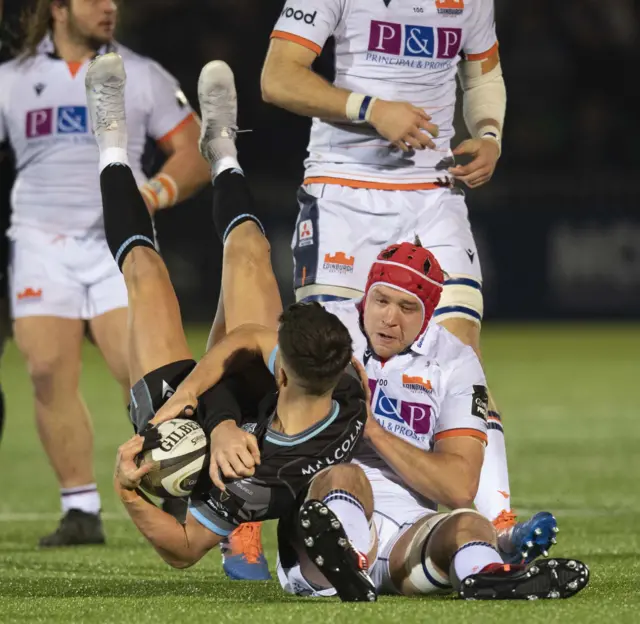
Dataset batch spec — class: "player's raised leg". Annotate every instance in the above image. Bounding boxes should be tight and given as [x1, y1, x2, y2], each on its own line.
[197, 60, 281, 581]
[198, 60, 283, 334]
[86, 53, 193, 423]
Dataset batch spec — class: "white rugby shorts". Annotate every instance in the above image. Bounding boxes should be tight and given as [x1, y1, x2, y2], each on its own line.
[293, 184, 483, 323]
[9, 225, 127, 320]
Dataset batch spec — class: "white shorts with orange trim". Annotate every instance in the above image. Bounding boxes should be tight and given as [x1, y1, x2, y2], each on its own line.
[9, 225, 127, 320]
[293, 183, 483, 323]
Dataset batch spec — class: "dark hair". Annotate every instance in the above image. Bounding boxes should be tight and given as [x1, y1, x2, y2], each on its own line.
[21, 0, 62, 58]
[278, 302, 353, 396]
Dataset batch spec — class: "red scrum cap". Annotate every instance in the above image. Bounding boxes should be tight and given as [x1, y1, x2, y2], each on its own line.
[364, 242, 445, 336]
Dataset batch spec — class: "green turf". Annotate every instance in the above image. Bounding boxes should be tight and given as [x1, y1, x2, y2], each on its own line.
[1, 323, 639, 623]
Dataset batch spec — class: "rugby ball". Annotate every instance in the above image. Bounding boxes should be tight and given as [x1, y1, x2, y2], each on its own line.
[137, 418, 207, 498]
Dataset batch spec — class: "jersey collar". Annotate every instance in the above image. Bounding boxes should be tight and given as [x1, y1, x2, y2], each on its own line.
[37, 33, 116, 59]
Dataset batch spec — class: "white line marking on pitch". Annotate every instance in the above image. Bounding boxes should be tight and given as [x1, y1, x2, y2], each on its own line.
[0, 512, 128, 522]
[0, 508, 635, 522]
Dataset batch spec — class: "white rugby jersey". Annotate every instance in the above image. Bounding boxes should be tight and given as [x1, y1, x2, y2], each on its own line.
[323, 299, 488, 497]
[0, 36, 194, 237]
[272, 0, 497, 188]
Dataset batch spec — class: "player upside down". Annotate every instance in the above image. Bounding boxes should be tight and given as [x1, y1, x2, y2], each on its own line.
[88, 51, 381, 602]
[113, 58, 590, 601]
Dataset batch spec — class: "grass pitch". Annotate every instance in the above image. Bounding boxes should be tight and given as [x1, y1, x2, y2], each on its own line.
[0, 323, 638, 623]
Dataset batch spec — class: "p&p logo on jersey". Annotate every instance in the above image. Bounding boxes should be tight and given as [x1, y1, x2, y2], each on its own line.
[368, 379, 433, 438]
[368, 21, 462, 61]
[26, 109, 53, 138]
[57, 106, 88, 134]
[25, 106, 89, 138]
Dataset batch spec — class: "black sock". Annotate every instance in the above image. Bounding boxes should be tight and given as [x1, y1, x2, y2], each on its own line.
[100, 164, 157, 271]
[212, 169, 265, 243]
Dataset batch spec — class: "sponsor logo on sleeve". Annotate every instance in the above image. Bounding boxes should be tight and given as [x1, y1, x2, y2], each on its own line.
[471, 385, 488, 421]
[281, 6, 318, 26]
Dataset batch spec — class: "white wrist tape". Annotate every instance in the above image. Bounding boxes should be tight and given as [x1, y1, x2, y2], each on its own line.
[458, 60, 506, 155]
[139, 173, 179, 211]
[478, 128, 501, 154]
[346, 93, 378, 123]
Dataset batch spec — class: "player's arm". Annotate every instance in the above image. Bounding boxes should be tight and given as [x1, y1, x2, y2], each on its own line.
[141, 115, 210, 214]
[262, 3, 438, 151]
[139, 63, 210, 214]
[262, 39, 350, 121]
[365, 423, 485, 510]
[448, 49, 506, 188]
[365, 353, 489, 509]
[114, 435, 221, 568]
[149, 324, 277, 425]
[458, 49, 505, 153]
[449, 0, 506, 187]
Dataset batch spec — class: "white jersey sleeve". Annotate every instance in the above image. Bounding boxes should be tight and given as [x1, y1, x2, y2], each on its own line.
[463, 0, 498, 59]
[145, 61, 194, 143]
[434, 348, 488, 445]
[271, 0, 346, 56]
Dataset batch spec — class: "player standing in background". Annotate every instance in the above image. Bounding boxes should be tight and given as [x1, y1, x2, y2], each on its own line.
[256, 0, 546, 571]
[0, 0, 210, 546]
[0, 1, 14, 449]
[0, 133, 10, 450]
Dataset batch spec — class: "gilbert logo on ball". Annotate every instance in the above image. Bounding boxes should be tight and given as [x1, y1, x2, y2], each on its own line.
[137, 418, 207, 498]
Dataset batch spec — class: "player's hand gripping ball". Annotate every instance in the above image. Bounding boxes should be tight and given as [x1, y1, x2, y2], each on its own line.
[135, 419, 208, 498]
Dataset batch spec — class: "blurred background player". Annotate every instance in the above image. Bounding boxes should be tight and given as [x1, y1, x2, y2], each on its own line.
[0, 5, 14, 449]
[0, 0, 209, 546]
[259, 0, 544, 565]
